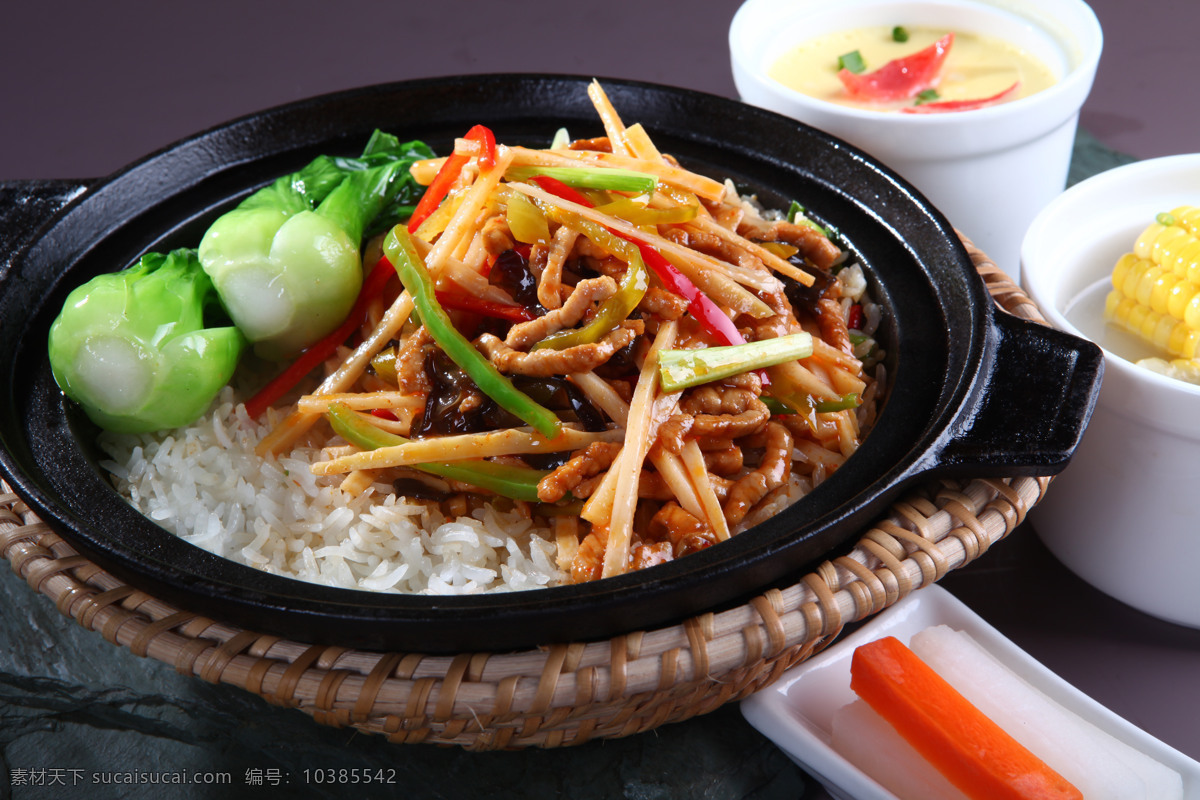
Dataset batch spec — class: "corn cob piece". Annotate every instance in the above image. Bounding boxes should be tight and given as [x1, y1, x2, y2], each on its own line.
[1105, 206, 1200, 359]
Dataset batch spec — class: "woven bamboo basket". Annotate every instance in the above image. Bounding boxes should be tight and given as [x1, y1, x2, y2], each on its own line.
[1, 241, 1051, 750]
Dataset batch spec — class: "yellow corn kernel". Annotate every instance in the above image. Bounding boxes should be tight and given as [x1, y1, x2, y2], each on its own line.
[1110, 253, 1200, 322]
[1105, 290, 1200, 359]
[1133, 205, 1200, 284]
[1107, 207, 1200, 359]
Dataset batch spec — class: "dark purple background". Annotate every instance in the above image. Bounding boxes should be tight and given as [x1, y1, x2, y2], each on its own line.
[0, 0, 1191, 180]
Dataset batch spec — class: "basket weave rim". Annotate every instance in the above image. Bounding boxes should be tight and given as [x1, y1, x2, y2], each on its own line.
[0, 239, 1052, 749]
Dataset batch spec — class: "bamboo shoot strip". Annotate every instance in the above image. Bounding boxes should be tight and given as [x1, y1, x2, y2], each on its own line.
[681, 439, 731, 541]
[255, 290, 416, 456]
[648, 446, 707, 524]
[451, 139, 727, 203]
[602, 321, 679, 579]
[510, 180, 772, 318]
[588, 79, 631, 156]
[311, 425, 622, 475]
[423, 145, 516, 277]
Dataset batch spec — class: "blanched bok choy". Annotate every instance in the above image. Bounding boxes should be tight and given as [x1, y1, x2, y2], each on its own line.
[48, 249, 245, 434]
[198, 133, 432, 360]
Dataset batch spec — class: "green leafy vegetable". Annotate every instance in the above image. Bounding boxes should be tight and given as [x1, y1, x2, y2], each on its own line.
[198, 134, 433, 360]
[48, 249, 245, 433]
[914, 89, 942, 105]
[892, 26, 910, 43]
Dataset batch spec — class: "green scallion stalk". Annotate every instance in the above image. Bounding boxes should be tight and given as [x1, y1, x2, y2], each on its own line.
[787, 200, 833, 238]
[506, 165, 657, 194]
[657, 334, 814, 393]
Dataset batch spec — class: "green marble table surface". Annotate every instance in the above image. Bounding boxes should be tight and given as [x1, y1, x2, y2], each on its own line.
[0, 132, 1153, 800]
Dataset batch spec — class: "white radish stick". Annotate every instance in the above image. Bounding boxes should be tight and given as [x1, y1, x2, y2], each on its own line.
[910, 625, 1181, 800]
[831, 698, 971, 800]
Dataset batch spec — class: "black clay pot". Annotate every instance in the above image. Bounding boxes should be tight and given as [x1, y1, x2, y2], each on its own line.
[0, 75, 1101, 653]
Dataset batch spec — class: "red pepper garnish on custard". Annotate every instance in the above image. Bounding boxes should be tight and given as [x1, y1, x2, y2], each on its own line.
[901, 81, 1021, 113]
[839, 33, 954, 102]
[407, 124, 497, 233]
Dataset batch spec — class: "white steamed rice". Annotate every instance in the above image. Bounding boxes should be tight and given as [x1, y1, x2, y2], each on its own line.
[97, 388, 566, 594]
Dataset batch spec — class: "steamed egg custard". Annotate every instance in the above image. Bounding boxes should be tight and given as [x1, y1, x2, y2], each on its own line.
[769, 26, 1057, 112]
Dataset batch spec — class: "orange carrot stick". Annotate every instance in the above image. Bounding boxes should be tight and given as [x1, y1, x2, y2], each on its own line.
[850, 636, 1083, 800]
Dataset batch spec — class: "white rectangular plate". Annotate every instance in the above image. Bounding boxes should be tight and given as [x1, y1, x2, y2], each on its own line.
[740, 584, 1200, 800]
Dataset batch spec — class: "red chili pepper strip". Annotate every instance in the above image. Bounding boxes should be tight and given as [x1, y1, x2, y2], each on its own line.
[900, 81, 1020, 114]
[244, 256, 396, 420]
[848, 303, 865, 331]
[407, 125, 497, 233]
[469, 124, 497, 171]
[370, 408, 399, 421]
[530, 174, 595, 208]
[408, 151, 468, 233]
[632, 240, 746, 347]
[434, 290, 537, 323]
[839, 33, 954, 102]
[534, 172, 762, 375]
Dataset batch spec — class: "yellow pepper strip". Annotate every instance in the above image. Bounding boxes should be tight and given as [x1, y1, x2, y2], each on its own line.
[532, 207, 649, 351]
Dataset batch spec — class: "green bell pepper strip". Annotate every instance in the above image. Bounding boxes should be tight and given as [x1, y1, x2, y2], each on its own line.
[381, 225, 562, 439]
[657, 334, 814, 393]
[325, 403, 549, 502]
[763, 393, 860, 416]
[531, 207, 649, 351]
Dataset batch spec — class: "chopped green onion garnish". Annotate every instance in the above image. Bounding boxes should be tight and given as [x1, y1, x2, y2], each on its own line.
[838, 50, 867, 74]
[506, 165, 657, 194]
[657, 334, 814, 393]
[1157, 212, 1177, 226]
[914, 89, 941, 105]
[787, 199, 833, 238]
[892, 26, 910, 42]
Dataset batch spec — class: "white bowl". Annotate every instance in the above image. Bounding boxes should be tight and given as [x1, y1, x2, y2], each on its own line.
[729, 0, 1102, 280]
[741, 584, 1200, 800]
[1021, 154, 1200, 628]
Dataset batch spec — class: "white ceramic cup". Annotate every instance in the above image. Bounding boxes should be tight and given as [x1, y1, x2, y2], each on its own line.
[730, 0, 1102, 281]
[1022, 155, 1200, 629]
